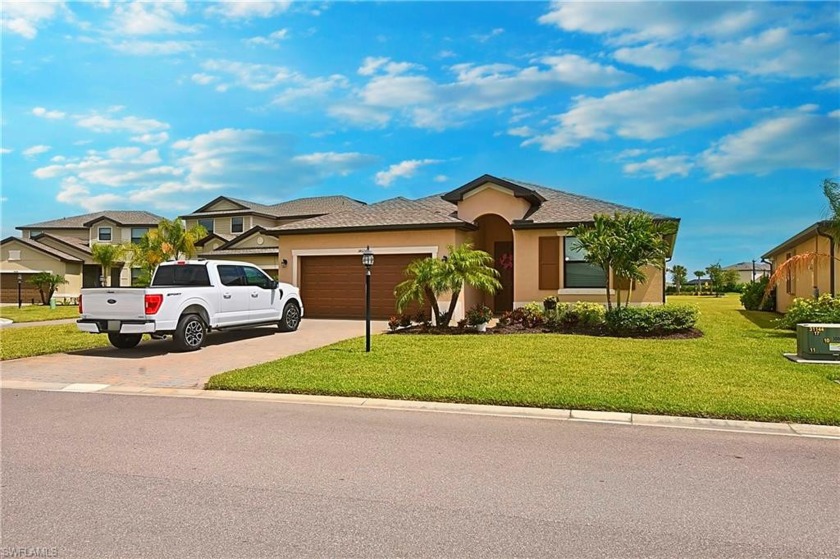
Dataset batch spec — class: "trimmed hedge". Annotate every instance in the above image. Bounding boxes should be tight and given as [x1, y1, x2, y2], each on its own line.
[605, 305, 699, 335]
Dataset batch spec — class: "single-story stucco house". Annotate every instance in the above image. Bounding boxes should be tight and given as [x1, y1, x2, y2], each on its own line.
[762, 221, 837, 313]
[266, 174, 679, 320]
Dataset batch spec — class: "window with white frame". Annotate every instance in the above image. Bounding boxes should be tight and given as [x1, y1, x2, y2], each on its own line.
[231, 216, 244, 234]
[98, 227, 112, 241]
[563, 236, 607, 288]
[131, 227, 149, 244]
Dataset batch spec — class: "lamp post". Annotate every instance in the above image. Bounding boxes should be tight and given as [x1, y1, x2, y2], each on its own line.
[361, 246, 374, 353]
[17, 273, 22, 309]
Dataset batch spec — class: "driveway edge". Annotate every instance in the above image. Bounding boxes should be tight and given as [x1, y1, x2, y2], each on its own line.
[3, 379, 839, 439]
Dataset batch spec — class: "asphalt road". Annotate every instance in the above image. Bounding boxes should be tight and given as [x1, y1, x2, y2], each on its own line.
[2, 390, 838, 558]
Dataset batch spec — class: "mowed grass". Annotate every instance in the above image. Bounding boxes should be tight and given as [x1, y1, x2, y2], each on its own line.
[1, 324, 109, 360]
[0, 305, 80, 323]
[208, 295, 840, 425]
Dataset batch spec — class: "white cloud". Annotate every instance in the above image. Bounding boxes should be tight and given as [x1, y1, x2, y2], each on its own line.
[205, 1, 291, 20]
[613, 44, 681, 71]
[623, 155, 694, 180]
[23, 145, 51, 157]
[33, 147, 177, 189]
[433, 174, 448, 183]
[472, 28, 504, 43]
[110, 39, 196, 56]
[192, 73, 217, 85]
[32, 107, 66, 120]
[335, 54, 631, 130]
[271, 75, 349, 106]
[701, 107, 840, 178]
[522, 77, 744, 151]
[1, 1, 66, 39]
[327, 104, 391, 128]
[130, 132, 170, 145]
[538, 2, 778, 43]
[108, 1, 196, 36]
[75, 113, 170, 135]
[200, 59, 295, 91]
[244, 28, 289, 48]
[1, 149, 13, 155]
[687, 28, 838, 78]
[816, 78, 840, 91]
[375, 159, 443, 187]
[291, 152, 377, 174]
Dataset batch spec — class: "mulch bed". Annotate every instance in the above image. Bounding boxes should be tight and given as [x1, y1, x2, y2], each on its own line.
[389, 324, 704, 340]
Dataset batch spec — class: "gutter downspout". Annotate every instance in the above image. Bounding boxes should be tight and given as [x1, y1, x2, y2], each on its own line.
[663, 257, 671, 304]
[816, 228, 836, 296]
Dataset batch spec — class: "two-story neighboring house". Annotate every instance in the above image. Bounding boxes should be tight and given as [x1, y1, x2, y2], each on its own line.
[181, 195, 365, 277]
[0, 211, 163, 303]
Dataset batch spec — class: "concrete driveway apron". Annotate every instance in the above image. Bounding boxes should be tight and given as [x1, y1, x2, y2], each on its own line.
[1, 319, 385, 389]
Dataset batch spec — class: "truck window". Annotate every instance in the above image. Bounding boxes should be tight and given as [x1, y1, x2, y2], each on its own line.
[243, 266, 272, 288]
[151, 265, 211, 287]
[218, 265, 246, 287]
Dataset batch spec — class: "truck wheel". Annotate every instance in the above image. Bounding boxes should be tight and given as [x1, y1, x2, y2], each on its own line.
[278, 302, 301, 332]
[108, 333, 142, 349]
[174, 314, 206, 352]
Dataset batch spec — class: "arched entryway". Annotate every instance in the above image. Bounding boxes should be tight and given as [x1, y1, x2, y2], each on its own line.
[474, 214, 514, 313]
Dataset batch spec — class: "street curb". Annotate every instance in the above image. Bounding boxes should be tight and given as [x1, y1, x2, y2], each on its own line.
[2, 379, 839, 439]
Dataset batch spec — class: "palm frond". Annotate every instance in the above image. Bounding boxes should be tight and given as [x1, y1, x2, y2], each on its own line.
[764, 252, 836, 297]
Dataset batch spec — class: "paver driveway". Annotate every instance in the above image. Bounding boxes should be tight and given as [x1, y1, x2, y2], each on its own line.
[1, 319, 385, 388]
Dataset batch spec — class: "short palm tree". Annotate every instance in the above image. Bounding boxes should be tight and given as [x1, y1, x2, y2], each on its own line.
[670, 265, 687, 294]
[395, 243, 501, 327]
[91, 243, 127, 287]
[154, 218, 207, 260]
[693, 270, 704, 295]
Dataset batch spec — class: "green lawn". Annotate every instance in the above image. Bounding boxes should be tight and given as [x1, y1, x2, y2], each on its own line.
[208, 295, 840, 425]
[0, 305, 80, 323]
[1, 324, 109, 360]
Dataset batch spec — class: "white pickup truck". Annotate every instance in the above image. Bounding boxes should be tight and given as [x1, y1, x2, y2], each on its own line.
[77, 259, 303, 351]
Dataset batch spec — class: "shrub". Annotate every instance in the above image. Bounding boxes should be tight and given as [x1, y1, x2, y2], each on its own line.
[521, 302, 544, 328]
[605, 305, 699, 335]
[572, 301, 606, 327]
[740, 277, 776, 312]
[776, 295, 840, 330]
[399, 314, 413, 328]
[466, 304, 493, 325]
[543, 296, 559, 311]
[413, 310, 429, 326]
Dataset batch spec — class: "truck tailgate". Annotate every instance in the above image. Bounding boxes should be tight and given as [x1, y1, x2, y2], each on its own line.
[81, 289, 147, 320]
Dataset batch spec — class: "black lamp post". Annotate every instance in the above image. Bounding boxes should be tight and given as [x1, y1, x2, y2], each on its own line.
[17, 273, 22, 309]
[361, 246, 374, 352]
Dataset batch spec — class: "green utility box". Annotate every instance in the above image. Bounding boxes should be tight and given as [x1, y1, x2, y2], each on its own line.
[796, 324, 840, 361]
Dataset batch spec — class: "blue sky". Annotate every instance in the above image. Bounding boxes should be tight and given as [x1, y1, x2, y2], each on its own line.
[1, 1, 838, 275]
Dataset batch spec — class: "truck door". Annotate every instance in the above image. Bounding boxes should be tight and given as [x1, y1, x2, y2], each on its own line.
[216, 265, 251, 325]
[242, 266, 278, 322]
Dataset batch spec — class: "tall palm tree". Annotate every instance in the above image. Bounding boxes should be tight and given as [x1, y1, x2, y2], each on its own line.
[394, 243, 501, 327]
[693, 270, 704, 295]
[154, 218, 207, 260]
[91, 243, 127, 287]
[670, 265, 687, 294]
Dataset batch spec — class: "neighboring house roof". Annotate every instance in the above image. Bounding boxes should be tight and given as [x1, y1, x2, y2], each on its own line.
[18, 211, 163, 230]
[1, 236, 83, 263]
[268, 197, 474, 235]
[32, 233, 93, 255]
[724, 261, 771, 272]
[195, 232, 236, 246]
[761, 221, 831, 259]
[183, 195, 365, 220]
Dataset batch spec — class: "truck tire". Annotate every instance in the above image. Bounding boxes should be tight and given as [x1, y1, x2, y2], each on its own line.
[108, 333, 142, 349]
[278, 301, 301, 332]
[173, 314, 206, 352]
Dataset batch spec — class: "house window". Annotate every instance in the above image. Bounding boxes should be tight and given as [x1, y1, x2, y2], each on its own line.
[8, 250, 21, 261]
[785, 252, 792, 294]
[130, 268, 143, 286]
[29, 230, 41, 238]
[538, 237, 560, 290]
[564, 236, 607, 288]
[98, 227, 112, 241]
[131, 228, 149, 245]
[198, 219, 214, 234]
[231, 217, 244, 234]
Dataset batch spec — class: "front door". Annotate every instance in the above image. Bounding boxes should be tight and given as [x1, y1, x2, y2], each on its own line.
[494, 241, 514, 313]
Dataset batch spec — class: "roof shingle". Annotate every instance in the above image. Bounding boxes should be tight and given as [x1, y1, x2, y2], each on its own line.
[1, 236, 83, 262]
[18, 211, 164, 230]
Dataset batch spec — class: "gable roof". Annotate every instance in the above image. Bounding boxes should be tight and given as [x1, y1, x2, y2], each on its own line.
[761, 221, 831, 259]
[18, 211, 163, 230]
[1, 236, 83, 263]
[268, 197, 474, 235]
[195, 232, 236, 247]
[442, 174, 547, 205]
[215, 226, 270, 250]
[724, 261, 771, 272]
[183, 195, 365, 220]
[32, 233, 92, 255]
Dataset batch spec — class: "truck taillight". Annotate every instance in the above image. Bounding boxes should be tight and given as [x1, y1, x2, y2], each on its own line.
[78, 294, 83, 314]
[144, 294, 164, 315]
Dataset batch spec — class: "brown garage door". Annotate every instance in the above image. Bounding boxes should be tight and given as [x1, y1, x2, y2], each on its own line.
[300, 253, 431, 319]
[1, 273, 41, 304]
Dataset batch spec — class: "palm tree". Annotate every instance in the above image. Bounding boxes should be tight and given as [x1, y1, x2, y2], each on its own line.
[91, 243, 127, 287]
[693, 270, 704, 295]
[395, 243, 501, 327]
[670, 265, 687, 294]
[128, 219, 207, 285]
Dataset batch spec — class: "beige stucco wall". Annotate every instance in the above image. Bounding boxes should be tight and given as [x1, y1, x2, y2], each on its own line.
[456, 183, 532, 224]
[0, 239, 83, 296]
[230, 231, 275, 249]
[769, 233, 836, 313]
[207, 200, 242, 211]
[512, 228, 665, 307]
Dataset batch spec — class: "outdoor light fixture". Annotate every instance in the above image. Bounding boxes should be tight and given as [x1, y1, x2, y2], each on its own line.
[361, 246, 374, 352]
[16, 272, 22, 309]
[280, 258, 288, 268]
[441, 255, 448, 263]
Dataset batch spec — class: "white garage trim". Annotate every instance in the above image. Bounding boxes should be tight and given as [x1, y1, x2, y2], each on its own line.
[291, 246, 439, 286]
